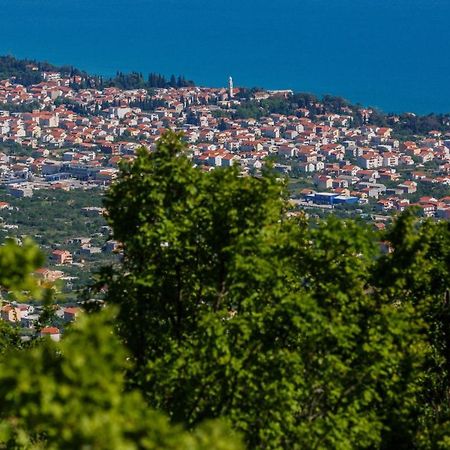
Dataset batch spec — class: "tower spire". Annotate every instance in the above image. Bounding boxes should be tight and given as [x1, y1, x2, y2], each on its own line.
[228, 76, 234, 99]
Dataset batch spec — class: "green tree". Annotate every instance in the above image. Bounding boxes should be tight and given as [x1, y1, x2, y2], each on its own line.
[0, 309, 243, 450]
[98, 131, 433, 449]
[100, 131, 285, 365]
[374, 212, 450, 448]
[0, 239, 44, 353]
[0, 237, 242, 449]
[0, 238, 43, 293]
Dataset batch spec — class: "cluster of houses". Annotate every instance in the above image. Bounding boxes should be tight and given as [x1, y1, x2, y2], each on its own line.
[0, 302, 79, 340]
[0, 72, 449, 212]
[0, 71, 448, 214]
[0, 69, 449, 334]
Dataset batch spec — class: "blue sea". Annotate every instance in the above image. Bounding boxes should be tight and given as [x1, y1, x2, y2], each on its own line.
[1, 0, 449, 114]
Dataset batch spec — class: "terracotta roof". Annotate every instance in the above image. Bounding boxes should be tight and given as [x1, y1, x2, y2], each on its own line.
[41, 327, 60, 334]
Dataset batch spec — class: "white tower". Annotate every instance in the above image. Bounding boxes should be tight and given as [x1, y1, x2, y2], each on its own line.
[228, 76, 234, 98]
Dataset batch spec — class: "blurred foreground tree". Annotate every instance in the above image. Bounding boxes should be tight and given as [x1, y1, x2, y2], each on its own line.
[0, 239, 44, 353]
[0, 239, 242, 450]
[0, 310, 242, 450]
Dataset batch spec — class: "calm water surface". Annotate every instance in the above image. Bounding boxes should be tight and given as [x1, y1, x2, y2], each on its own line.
[0, 0, 449, 113]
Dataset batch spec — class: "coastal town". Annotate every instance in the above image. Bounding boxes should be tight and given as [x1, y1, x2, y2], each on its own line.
[2, 0, 450, 444]
[0, 65, 449, 334]
[0, 71, 448, 212]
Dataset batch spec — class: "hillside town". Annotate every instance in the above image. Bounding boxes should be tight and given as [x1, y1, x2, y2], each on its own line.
[0, 71, 448, 215]
[0, 68, 450, 334]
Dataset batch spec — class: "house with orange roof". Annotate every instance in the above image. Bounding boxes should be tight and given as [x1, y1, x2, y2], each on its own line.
[34, 268, 64, 283]
[40, 327, 61, 342]
[51, 250, 73, 265]
[1, 304, 22, 323]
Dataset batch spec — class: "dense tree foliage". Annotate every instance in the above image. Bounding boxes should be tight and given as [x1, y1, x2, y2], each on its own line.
[0, 188, 105, 245]
[129, 96, 167, 111]
[0, 310, 243, 449]
[233, 93, 353, 119]
[235, 97, 296, 119]
[0, 55, 84, 86]
[0, 55, 195, 93]
[0, 239, 44, 353]
[0, 101, 41, 113]
[96, 131, 450, 449]
[0, 238, 43, 294]
[0, 239, 242, 449]
[374, 214, 450, 449]
[102, 71, 194, 90]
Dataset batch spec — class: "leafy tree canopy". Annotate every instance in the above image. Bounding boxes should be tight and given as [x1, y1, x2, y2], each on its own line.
[98, 131, 450, 449]
[0, 236, 241, 449]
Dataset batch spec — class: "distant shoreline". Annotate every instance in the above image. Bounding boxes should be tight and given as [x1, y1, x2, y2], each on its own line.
[1, 53, 449, 117]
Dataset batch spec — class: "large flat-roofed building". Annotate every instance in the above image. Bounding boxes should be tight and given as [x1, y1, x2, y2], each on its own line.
[306, 192, 338, 205]
[306, 192, 359, 206]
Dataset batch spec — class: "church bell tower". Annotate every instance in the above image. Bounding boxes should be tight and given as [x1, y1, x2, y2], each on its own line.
[228, 76, 234, 99]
